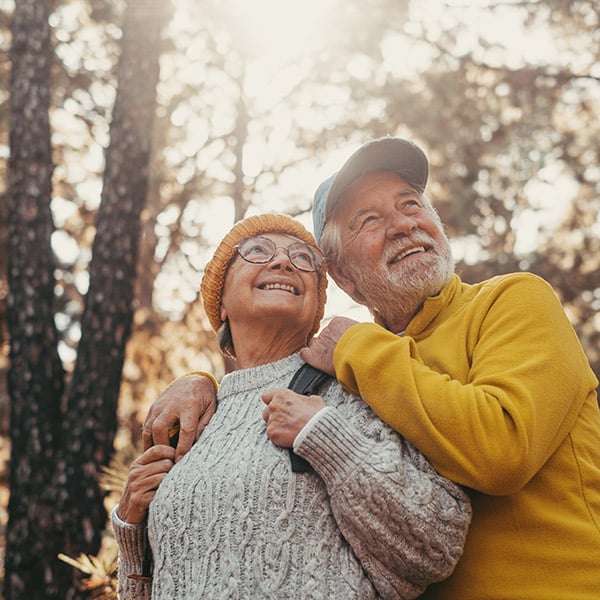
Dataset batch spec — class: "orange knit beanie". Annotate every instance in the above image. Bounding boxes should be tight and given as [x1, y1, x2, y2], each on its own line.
[200, 213, 328, 339]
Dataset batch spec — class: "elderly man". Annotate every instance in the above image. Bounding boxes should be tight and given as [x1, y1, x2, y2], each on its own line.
[144, 137, 600, 599]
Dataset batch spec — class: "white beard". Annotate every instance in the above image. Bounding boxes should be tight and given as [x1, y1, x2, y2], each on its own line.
[346, 233, 454, 331]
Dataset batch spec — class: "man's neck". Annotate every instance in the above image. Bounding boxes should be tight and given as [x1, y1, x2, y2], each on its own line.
[375, 302, 423, 334]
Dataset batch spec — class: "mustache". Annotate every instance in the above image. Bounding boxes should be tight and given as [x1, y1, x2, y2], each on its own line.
[383, 232, 436, 263]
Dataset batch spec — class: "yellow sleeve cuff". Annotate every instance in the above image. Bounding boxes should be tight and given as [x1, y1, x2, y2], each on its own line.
[174, 370, 219, 391]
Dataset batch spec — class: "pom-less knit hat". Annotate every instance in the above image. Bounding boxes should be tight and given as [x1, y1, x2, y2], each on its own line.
[201, 213, 328, 340]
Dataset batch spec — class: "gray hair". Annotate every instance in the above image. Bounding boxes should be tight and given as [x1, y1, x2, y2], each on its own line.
[320, 216, 344, 270]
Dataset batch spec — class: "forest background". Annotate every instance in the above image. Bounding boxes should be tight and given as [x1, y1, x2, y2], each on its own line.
[0, 0, 599, 598]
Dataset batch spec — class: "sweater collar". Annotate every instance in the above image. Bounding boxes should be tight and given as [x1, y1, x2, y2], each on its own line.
[403, 273, 461, 337]
[219, 353, 304, 398]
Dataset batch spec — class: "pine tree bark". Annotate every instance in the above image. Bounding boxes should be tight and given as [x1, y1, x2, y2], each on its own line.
[56, 0, 168, 596]
[4, 1, 66, 598]
[5, 1, 171, 598]
[53, 2, 171, 597]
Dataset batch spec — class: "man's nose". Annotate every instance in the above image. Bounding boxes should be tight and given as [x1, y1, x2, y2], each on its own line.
[386, 211, 417, 238]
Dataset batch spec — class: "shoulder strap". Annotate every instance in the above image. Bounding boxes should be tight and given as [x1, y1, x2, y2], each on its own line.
[287, 363, 332, 473]
[288, 363, 332, 396]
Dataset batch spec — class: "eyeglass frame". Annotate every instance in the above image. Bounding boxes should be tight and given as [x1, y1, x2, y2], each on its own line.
[234, 235, 324, 272]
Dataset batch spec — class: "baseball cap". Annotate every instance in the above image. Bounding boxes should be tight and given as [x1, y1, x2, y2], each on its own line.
[312, 137, 429, 244]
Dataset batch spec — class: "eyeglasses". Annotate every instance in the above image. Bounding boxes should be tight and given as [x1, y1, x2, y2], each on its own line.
[235, 236, 324, 272]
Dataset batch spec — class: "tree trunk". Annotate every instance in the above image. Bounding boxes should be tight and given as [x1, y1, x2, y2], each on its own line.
[4, 0, 66, 598]
[53, 1, 171, 597]
[5, 1, 171, 598]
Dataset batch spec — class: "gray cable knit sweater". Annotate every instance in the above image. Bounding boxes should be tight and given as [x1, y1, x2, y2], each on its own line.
[113, 354, 470, 599]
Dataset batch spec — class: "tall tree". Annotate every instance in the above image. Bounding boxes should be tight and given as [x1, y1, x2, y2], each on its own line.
[54, 0, 171, 574]
[4, 1, 65, 597]
[4, 0, 171, 597]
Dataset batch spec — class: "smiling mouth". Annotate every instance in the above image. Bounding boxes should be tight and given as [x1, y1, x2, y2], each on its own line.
[259, 282, 299, 295]
[389, 246, 427, 265]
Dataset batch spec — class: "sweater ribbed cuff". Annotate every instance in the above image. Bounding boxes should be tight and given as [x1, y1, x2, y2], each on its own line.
[294, 408, 374, 484]
[111, 505, 147, 576]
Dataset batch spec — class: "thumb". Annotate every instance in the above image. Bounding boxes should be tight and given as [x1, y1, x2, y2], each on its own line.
[299, 344, 316, 364]
[262, 389, 276, 405]
[173, 424, 196, 463]
[196, 402, 216, 437]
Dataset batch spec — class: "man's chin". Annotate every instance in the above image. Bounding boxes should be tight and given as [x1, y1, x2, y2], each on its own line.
[389, 261, 451, 292]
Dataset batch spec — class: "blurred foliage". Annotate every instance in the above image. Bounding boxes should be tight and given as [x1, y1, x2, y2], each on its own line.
[0, 0, 596, 442]
[0, 0, 597, 455]
[58, 549, 117, 599]
[0, 0, 598, 591]
[58, 441, 131, 597]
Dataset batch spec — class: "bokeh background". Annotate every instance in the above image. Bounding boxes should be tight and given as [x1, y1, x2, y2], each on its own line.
[0, 0, 599, 597]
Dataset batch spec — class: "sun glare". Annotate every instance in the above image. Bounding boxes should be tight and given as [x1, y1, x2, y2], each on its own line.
[222, 0, 334, 63]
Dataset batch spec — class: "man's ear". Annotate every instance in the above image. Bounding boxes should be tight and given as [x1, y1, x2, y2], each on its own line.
[327, 262, 367, 304]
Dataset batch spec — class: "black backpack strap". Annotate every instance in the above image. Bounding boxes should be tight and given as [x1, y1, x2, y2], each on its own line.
[288, 363, 332, 396]
[287, 364, 332, 473]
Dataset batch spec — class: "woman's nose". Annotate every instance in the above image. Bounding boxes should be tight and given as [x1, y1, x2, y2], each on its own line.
[267, 248, 294, 271]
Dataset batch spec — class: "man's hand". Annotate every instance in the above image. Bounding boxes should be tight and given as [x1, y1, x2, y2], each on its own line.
[300, 316, 358, 375]
[262, 388, 326, 447]
[142, 375, 217, 462]
[117, 444, 176, 524]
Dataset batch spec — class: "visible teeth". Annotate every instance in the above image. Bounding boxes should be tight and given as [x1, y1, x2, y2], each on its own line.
[399, 246, 425, 258]
[391, 246, 425, 264]
[262, 283, 298, 294]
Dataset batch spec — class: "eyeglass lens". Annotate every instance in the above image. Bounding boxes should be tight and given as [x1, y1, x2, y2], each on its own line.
[237, 236, 322, 272]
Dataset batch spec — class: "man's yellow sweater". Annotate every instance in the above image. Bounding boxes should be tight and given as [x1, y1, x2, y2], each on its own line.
[334, 272, 600, 599]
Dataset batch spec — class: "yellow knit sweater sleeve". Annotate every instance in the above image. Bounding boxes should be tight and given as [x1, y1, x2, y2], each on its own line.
[333, 273, 597, 494]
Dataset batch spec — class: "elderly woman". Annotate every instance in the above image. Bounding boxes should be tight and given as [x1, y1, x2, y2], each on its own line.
[112, 214, 470, 599]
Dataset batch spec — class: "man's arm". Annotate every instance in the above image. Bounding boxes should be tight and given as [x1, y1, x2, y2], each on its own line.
[142, 373, 218, 462]
[331, 274, 597, 494]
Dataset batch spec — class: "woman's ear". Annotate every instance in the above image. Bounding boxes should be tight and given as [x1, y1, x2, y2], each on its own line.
[220, 304, 227, 322]
[327, 262, 366, 304]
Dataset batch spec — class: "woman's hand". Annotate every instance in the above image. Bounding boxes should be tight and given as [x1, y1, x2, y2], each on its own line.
[117, 445, 176, 525]
[262, 388, 326, 447]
